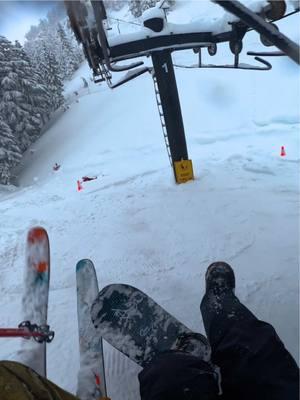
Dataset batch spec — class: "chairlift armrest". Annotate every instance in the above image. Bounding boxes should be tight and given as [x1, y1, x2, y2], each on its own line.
[110, 67, 150, 89]
[247, 50, 285, 57]
[110, 60, 145, 72]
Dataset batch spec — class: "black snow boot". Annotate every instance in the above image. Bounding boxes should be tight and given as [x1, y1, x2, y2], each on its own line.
[200, 262, 300, 400]
[173, 332, 211, 361]
[205, 261, 235, 296]
[201, 261, 257, 348]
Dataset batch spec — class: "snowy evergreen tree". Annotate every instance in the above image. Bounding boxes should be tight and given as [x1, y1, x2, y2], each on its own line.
[129, 0, 143, 17]
[104, 0, 126, 11]
[25, 35, 64, 113]
[64, 22, 84, 71]
[25, 16, 83, 82]
[39, 41, 64, 111]
[129, 0, 161, 17]
[0, 118, 22, 185]
[0, 12, 79, 185]
[57, 23, 80, 79]
[0, 37, 53, 152]
[14, 41, 51, 128]
[141, 0, 159, 13]
[166, 0, 175, 7]
[46, 3, 66, 25]
[0, 36, 31, 151]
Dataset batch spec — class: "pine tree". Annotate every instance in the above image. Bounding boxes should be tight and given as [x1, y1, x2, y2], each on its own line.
[0, 118, 22, 185]
[65, 22, 84, 70]
[0, 37, 53, 152]
[40, 41, 64, 111]
[46, 3, 66, 25]
[104, 0, 126, 11]
[25, 14, 83, 83]
[26, 37, 64, 112]
[129, 0, 143, 17]
[0, 36, 31, 151]
[166, 0, 175, 7]
[14, 41, 51, 131]
[141, 0, 159, 13]
[57, 23, 79, 79]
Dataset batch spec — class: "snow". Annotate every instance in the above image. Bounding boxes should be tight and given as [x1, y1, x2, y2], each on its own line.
[108, 0, 269, 46]
[0, 2, 299, 400]
[142, 7, 165, 22]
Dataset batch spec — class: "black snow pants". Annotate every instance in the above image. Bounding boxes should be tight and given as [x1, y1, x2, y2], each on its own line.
[139, 291, 299, 400]
[200, 289, 299, 400]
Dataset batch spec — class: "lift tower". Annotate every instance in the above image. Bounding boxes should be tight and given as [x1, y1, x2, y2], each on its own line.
[65, 0, 299, 183]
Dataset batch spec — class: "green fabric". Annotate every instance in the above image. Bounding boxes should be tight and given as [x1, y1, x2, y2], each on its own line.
[0, 361, 79, 400]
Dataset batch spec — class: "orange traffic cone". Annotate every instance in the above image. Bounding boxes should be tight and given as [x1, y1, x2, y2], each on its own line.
[280, 146, 286, 157]
[77, 180, 83, 191]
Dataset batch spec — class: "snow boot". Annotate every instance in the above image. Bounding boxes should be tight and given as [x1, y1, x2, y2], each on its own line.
[174, 332, 210, 360]
[201, 262, 258, 347]
[205, 261, 235, 297]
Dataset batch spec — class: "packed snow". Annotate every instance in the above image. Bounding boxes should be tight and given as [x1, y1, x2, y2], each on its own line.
[0, 1, 299, 399]
[108, 0, 269, 45]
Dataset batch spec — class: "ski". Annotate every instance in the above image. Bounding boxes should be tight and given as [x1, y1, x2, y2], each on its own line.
[91, 284, 211, 367]
[76, 259, 108, 400]
[17, 226, 50, 377]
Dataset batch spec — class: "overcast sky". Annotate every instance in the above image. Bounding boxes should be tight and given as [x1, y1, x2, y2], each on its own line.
[0, 1, 62, 44]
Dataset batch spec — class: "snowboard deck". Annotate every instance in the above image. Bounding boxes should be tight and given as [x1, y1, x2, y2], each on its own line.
[76, 259, 107, 400]
[18, 227, 50, 377]
[91, 284, 211, 367]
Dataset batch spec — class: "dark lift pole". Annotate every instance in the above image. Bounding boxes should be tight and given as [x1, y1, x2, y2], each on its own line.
[151, 50, 189, 175]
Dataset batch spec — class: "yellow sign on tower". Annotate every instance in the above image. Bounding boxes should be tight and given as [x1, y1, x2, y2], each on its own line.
[174, 159, 194, 184]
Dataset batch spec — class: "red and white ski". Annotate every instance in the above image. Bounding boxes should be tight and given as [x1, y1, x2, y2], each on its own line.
[76, 259, 108, 400]
[17, 227, 50, 377]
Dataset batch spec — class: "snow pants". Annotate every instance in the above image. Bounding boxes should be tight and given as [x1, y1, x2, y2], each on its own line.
[200, 290, 299, 400]
[139, 292, 299, 400]
[0, 361, 79, 400]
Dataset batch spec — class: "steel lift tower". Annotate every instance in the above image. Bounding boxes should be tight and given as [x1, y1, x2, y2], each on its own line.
[65, 0, 299, 183]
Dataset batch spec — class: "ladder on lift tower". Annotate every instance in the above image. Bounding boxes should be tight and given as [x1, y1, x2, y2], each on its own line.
[151, 71, 173, 167]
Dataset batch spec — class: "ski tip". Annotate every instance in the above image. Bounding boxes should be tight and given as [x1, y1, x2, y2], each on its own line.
[76, 259, 94, 272]
[28, 227, 48, 243]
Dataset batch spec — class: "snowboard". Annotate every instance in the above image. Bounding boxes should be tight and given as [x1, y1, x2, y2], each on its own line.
[91, 284, 211, 367]
[18, 227, 50, 377]
[76, 259, 108, 400]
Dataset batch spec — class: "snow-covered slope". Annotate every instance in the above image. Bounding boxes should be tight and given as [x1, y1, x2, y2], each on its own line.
[0, 2, 299, 399]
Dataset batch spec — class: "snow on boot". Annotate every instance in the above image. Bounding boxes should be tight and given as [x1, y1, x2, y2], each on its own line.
[205, 261, 235, 297]
[173, 332, 210, 359]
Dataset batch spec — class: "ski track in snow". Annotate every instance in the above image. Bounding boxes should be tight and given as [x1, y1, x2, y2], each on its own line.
[0, 4, 299, 398]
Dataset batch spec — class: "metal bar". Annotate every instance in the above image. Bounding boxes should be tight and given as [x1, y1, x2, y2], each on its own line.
[110, 32, 226, 60]
[91, 0, 144, 72]
[247, 50, 285, 57]
[0, 328, 44, 338]
[109, 67, 149, 89]
[213, 0, 300, 64]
